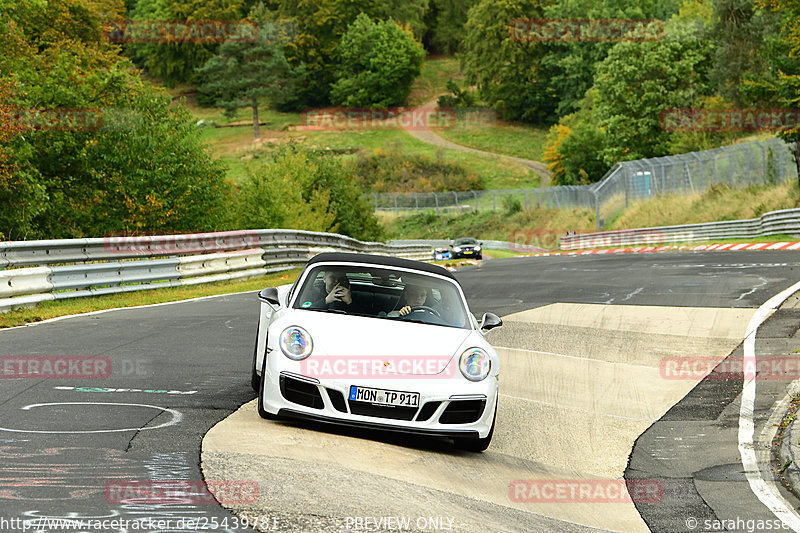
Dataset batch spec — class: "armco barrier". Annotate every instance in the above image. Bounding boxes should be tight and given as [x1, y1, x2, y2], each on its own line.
[561, 208, 800, 250]
[0, 230, 431, 313]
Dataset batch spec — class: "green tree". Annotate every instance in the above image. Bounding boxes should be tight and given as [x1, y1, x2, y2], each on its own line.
[126, 0, 246, 86]
[232, 147, 383, 241]
[0, 0, 228, 239]
[277, 0, 428, 109]
[197, 5, 303, 139]
[462, 0, 556, 123]
[423, 0, 478, 54]
[593, 25, 713, 165]
[330, 14, 425, 108]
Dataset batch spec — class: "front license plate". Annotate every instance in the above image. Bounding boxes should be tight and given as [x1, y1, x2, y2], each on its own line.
[349, 386, 419, 408]
[464, 251, 473, 254]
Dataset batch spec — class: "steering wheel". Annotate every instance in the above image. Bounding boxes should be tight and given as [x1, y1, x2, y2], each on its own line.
[407, 305, 441, 318]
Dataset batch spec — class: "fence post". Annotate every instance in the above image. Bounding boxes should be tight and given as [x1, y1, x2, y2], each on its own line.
[492, 191, 496, 211]
[433, 192, 439, 216]
[721, 146, 734, 188]
[594, 189, 601, 231]
[472, 190, 477, 212]
[414, 193, 419, 213]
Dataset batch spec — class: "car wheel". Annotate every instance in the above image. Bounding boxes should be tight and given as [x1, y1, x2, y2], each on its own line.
[453, 399, 496, 452]
[250, 325, 261, 392]
[476, 254, 483, 260]
[257, 343, 277, 420]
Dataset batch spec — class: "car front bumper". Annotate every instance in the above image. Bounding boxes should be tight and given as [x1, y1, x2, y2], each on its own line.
[260, 363, 498, 439]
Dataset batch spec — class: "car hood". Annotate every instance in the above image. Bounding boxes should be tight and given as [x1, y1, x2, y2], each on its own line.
[273, 311, 474, 375]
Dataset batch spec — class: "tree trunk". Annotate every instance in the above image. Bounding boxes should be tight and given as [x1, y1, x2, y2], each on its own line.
[252, 99, 260, 140]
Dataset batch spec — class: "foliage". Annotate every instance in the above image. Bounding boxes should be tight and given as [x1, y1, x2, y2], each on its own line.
[502, 194, 522, 214]
[461, 0, 556, 124]
[593, 24, 713, 165]
[197, 3, 304, 138]
[330, 14, 425, 108]
[126, 0, 246, 86]
[0, 0, 228, 239]
[277, 0, 429, 109]
[231, 146, 384, 241]
[349, 140, 483, 193]
[423, 0, 478, 54]
[543, 89, 607, 185]
[437, 80, 477, 109]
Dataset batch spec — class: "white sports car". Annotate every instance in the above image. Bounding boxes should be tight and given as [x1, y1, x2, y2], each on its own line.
[251, 252, 503, 451]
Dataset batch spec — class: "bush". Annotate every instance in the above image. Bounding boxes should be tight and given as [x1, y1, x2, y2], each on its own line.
[330, 13, 425, 108]
[231, 146, 384, 241]
[350, 141, 483, 193]
[503, 195, 522, 214]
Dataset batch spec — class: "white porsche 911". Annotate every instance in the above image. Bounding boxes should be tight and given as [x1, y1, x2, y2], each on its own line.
[251, 252, 503, 451]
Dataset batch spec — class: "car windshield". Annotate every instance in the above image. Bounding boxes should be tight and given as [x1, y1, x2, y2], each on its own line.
[291, 264, 470, 329]
[454, 238, 477, 245]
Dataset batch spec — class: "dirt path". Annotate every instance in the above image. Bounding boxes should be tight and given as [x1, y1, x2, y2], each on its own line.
[402, 98, 552, 186]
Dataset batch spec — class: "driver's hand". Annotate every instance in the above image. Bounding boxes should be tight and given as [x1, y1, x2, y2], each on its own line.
[326, 284, 352, 305]
[398, 305, 412, 316]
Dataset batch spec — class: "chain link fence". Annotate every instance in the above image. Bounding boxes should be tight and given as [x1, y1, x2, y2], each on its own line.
[369, 138, 797, 230]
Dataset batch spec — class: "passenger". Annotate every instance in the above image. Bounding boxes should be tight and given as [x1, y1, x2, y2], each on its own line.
[310, 270, 356, 311]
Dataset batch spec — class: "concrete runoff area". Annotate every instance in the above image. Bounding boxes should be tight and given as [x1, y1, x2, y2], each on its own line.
[201, 303, 756, 532]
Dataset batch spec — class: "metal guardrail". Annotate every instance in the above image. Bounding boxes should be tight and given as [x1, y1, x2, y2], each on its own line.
[561, 208, 800, 250]
[0, 230, 431, 313]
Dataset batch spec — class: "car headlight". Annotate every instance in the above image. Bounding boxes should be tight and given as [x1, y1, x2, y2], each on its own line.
[279, 326, 313, 360]
[453, 246, 462, 252]
[459, 348, 491, 381]
[474, 246, 481, 251]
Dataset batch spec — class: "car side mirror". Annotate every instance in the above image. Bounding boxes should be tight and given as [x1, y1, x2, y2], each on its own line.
[258, 287, 280, 307]
[480, 312, 502, 331]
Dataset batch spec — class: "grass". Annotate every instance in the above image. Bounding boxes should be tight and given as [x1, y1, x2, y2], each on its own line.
[0, 269, 302, 329]
[408, 57, 463, 107]
[437, 122, 550, 162]
[383, 181, 800, 246]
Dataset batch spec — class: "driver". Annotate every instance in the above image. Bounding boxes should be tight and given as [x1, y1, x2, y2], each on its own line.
[388, 284, 431, 317]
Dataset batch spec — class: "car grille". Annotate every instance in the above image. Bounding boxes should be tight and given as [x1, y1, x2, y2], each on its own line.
[439, 399, 486, 424]
[280, 375, 324, 409]
[326, 388, 348, 413]
[415, 401, 441, 422]
[348, 400, 417, 421]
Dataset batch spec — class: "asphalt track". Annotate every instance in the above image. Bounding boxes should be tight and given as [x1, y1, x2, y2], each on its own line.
[2, 251, 800, 532]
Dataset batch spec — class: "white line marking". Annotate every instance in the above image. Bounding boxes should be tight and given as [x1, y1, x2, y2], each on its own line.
[0, 402, 183, 434]
[494, 345, 654, 370]
[739, 280, 800, 531]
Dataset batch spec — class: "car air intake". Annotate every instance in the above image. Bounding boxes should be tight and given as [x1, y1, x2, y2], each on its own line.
[439, 399, 486, 424]
[326, 388, 348, 413]
[415, 401, 441, 422]
[280, 375, 324, 410]
[348, 400, 417, 421]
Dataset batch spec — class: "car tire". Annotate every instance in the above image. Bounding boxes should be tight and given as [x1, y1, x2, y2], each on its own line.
[453, 399, 496, 452]
[257, 343, 278, 420]
[250, 324, 261, 392]
[476, 254, 483, 260]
